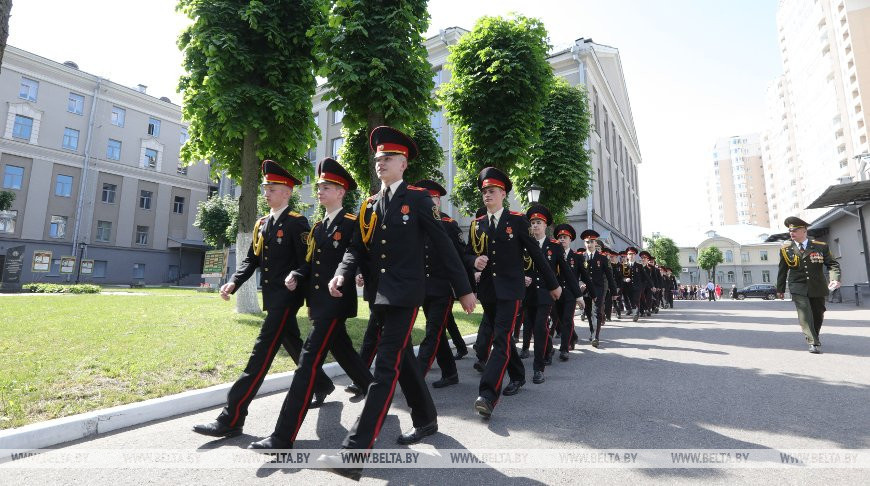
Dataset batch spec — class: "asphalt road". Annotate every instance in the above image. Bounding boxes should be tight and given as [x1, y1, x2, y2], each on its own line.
[5, 299, 870, 485]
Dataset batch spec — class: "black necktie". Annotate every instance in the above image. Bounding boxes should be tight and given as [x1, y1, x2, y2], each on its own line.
[488, 215, 496, 238]
[322, 217, 330, 233]
[380, 187, 391, 216]
[265, 216, 273, 234]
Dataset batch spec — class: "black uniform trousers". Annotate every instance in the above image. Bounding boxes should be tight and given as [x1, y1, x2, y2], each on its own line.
[272, 316, 373, 442]
[604, 289, 614, 320]
[417, 296, 458, 379]
[590, 289, 607, 340]
[475, 313, 493, 363]
[553, 296, 576, 352]
[217, 303, 333, 428]
[359, 310, 382, 367]
[445, 313, 468, 356]
[343, 305, 435, 450]
[479, 300, 525, 407]
[522, 303, 552, 372]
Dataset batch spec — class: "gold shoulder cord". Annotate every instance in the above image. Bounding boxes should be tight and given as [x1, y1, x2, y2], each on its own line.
[622, 262, 631, 277]
[524, 254, 533, 271]
[359, 200, 377, 248]
[305, 223, 318, 262]
[252, 218, 264, 256]
[781, 247, 799, 268]
[470, 220, 488, 255]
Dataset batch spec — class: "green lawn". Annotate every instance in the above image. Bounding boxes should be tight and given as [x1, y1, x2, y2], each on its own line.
[0, 288, 482, 429]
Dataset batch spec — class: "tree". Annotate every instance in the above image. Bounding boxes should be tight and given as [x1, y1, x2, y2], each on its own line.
[195, 193, 307, 249]
[0, 0, 11, 73]
[177, 0, 324, 313]
[515, 78, 592, 222]
[698, 246, 724, 283]
[440, 14, 553, 214]
[0, 190, 13, 211]
[316, 0, 436, 194]
[643, 234, 682, 275]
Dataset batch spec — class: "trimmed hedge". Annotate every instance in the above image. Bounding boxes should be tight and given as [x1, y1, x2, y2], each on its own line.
[22, 283, 101, 294]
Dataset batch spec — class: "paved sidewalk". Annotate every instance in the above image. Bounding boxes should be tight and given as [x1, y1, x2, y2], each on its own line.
[4, 300, 870, 484]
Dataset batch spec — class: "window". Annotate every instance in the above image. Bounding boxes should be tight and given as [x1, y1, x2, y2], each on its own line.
[147, 117, 161, 136]
[49, 215, 67, 238]
[107, 139, 122, 160]
[173, 196, 185, 214]
[743, 270, 752, 284]
[725, 250, 733, 263]
[68, 92, 85, 115]
[139, 190, 152, 209]
[741, 252, 750, 263]
[179, 128, 188, 144]
[135, 226, 149, 245]
[92, 260, 107, 278]
[55, 174, 73, 197]
[133, 263, 145, 279]
[177, 164, 188, 176]
[760, 250, 768, 261]
[101, 183, 117, 203]
[144, 148, 158, 169]
[762, 270, 771, 283]
[688, 254, 695, 263]
[62, 128, 80, 150]
[12, 115, 33, 140]
[111, 106, 126, 127]
[727, 271, 735, 283]
[0, 210, 17, 233]
[331, 137, 344, 157]
[19, 77, 39, 101]
[332, 110, 344, 124]
[96, 220, 112, 242]
[3, 165, 24, 189]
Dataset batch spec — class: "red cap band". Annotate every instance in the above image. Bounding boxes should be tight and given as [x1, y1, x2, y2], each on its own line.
[556, 229, 572, 238]
[481, 178, 505, 190]
[376, 143, 409, 157]
[263, 174, 295, 188]
[318, 172, 350, 190]
[529, 212, 547, 222]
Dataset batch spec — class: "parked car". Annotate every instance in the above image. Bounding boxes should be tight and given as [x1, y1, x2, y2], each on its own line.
[735, 284, 777, 300]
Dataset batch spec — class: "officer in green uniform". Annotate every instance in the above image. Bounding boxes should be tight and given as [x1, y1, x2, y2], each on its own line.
[776, 216, 841, 354]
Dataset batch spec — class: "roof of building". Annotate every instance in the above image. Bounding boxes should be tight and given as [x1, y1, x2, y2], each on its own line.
[667, 224, 780, 248]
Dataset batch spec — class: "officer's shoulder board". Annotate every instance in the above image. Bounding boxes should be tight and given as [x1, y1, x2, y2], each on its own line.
[441, 216, 455, 223]
[407, 185, 425, 192]
[550, 238, 559, 244]
[781, 240, 792, 247]
[509, 210, 524, 216]
[474, 214, 486, 221]
[288, 211, 302, 218]
[344, 213, 357, 221]
[811, 240, 826, 245]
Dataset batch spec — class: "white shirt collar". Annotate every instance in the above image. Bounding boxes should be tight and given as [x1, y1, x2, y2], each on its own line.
[487, 207, 505, 225]
[381, 179, 404, 198]
[536, 236, 547, 247]
[796, 238, 808, 249]
[270, 205, 288, 221]
[323, 207, 342, 226]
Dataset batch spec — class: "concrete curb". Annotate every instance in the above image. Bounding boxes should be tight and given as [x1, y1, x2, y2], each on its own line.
[0, 334, 478, 458]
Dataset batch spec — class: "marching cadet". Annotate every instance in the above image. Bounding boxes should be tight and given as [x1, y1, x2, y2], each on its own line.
[601, 247, 618, 322]
[519, 205, 582, 382]
[414, 179, 469, 389]
[193, 160, 334, 439]
[465, 167, 561, 417]
[580, 230, 617, 348]
[576, 247, 593, 324]
[776, 216, 841, 354]
[552, 223, 590, 359]
[249, 158, 373, 450]
[607, 249, 623, 319]
[648, 257, 663, 313]
[661, 267, 676, 309]
[320, 127, 475, 480]
[638, 251, 657, 317]
[622, 247, 651, 322]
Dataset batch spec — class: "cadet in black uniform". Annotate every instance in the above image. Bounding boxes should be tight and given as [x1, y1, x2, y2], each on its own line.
[551, 223, 589, 360]
[621, 247, 650, 322]
[638, 251, 656, 317]
[576, 247, 593, 327]
[248, 159, 374, 450]
[319, 127, 475, 480]
[193, 160, 334, 439]
[607, 249, 623, 319]
[414, 179, 470, 389]
[580, 230, 617, 348]
[465, 168, 560, 418]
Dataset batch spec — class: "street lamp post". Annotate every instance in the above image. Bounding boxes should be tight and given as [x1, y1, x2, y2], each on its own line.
[527, 184, 542, 204]
[75, 242, 86, 284]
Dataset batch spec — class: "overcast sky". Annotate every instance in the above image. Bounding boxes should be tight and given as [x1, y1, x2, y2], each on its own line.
[8, 0, 782, 237]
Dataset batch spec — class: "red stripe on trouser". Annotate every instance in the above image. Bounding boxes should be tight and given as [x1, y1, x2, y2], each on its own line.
[291, 318, 338, 441]
[425, 298, 453, 374]
[494, 300, 521, 401]
[368, 307, 418, 449]
[229, 307, 290, 427]
[542, 305, 552, 351]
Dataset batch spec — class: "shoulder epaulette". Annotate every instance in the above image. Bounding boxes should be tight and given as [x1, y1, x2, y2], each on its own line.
[509, 210, 524, 216]
[550, 238, 559, 244]
[781, 240, 792, 247]
[811, 240, 826, 245]
[475, 214, 487, 221]
[288, 211, 302, 218]
[441, 216, 455, 223]
[366, 195, 377, 202]
[258, 215, 269, 223]
[407, 185, 425, 191]
[344, 213, 357, 220]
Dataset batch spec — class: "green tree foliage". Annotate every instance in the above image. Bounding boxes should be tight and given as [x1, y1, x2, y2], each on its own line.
[515, 78, 592, 222]
[0, 0, 11, 73]
[440, 14, 553, 214]
[0, 190, 14, 211]
[643, 235, 683, 274]
[698, 246, 724, 283]
[316, 0, 436, 193]
[195, 193, 306, 249]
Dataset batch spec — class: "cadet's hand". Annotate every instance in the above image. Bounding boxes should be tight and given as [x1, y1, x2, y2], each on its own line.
[776, 292, 784, 300]
[328, 276, 344, 297]
[550, 286, 562, 301]
[474, 272, 481, 283]
[576, 298, 585, 309]
[458, 293, 477, 314]
[219, 282, 235, 301]
[829, 280, 841, 291]
[474, 255, 489, 271]
[624, 278, 631, 283]
[524, 276, 532, 287]
[580, 283, 587, 292]
[355, 274, 365, 287]
[284, 274, 297, 291]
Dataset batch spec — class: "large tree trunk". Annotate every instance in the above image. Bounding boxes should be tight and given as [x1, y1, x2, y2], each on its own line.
[235, 129, 261, 314]
[366, 112, 386, 195]
[0, 0, 12, 73]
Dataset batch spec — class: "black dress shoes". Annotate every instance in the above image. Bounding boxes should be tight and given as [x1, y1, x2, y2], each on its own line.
[192, 420, 242, 438]
[473, 360, 486, 372]
[502, 379, 525, 396]
[248, 436, 292, 450]
[518, 348, 530, 359]
[454, 347, 468, 360]
[474, 396, 493, 418]
[559, 351, 569, 361]
[396, 421, 438, 445]
[344, 383, 365, 397]
[543, 354, 552, 366]
[310, 383, 335, 408]
[316, 452, 362, 481]
[532, 371, 545, 384]
[432, 374, 459, 388]
[592, 339, 600, 348]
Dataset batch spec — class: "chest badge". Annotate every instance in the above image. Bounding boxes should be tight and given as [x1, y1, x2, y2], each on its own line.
[276, 229, 283, 244]
[506, 226, 513, 239]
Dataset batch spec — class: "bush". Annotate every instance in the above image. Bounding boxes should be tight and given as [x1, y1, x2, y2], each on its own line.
[22, 283, 101, 294]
